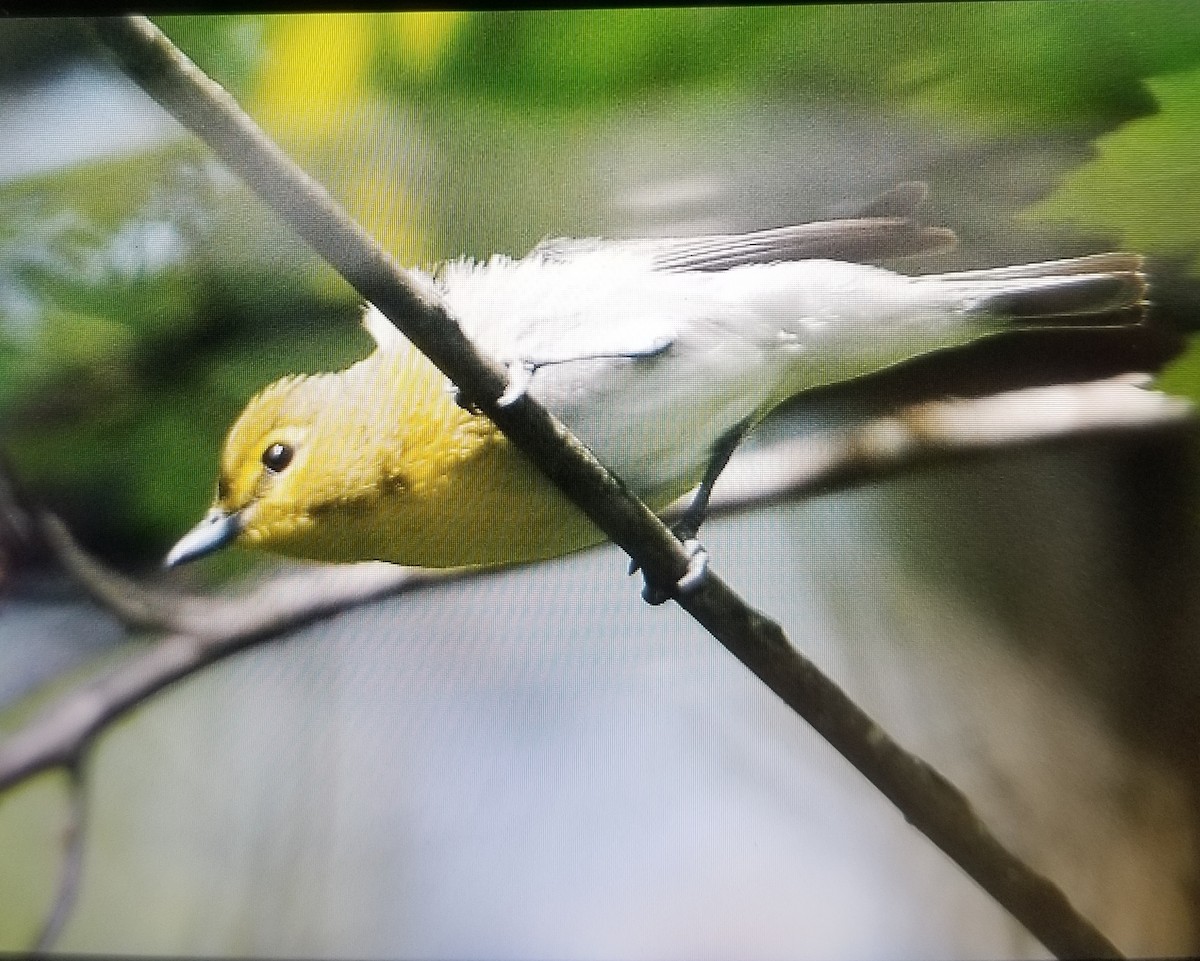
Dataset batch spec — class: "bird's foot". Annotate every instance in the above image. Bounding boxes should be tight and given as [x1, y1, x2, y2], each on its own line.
[630, 536, 710, 606]
[497, 360, 536, 407]
[447, 359, 535, 412]
[447, 379, 482, 414]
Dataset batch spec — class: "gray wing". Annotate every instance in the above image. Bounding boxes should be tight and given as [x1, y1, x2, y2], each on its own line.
[530, 182, 957, 272]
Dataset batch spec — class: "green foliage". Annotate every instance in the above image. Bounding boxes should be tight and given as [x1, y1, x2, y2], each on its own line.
[160, 3, 1200, 132]
[371, 3, 1200, 133]
[6, 4, 1200, 563]
[1156, 346, 1200, 404]
[1026, 67, 1200, 265]
[155, 15, 268, 97]
[0, 143, 364, 566]
[1024, 63, 1200, 401]
[0, 773, 67, 946]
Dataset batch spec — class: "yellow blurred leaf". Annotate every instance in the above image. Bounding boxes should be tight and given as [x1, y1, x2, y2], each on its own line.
[344, 163, 428, 266]
[247, 15, 431, 267]
[253, 14, 372, 141]
[384, 12, 467, 77]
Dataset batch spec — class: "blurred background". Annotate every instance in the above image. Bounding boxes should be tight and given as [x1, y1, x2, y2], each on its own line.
[2, 4, 1200, 957]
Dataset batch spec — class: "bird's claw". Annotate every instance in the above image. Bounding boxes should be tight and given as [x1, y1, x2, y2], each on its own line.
[671, 516, 700, 546]
[633, 537, 710, 606]
[675, 539, 709, 592]
[447, 380, 483, 414]
[448, 360, 534, 411]
[497, 360, 535, 407]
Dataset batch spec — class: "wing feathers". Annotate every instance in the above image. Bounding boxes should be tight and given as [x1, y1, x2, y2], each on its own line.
[530, 182, 955, 271]
[649, 219, 956, 271]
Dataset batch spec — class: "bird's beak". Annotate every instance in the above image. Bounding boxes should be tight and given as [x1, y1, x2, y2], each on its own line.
[164, 507, 242, 568]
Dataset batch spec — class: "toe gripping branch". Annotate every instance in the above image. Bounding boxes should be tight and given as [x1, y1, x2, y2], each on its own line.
[632, 535, 710, 606]
[453, 337, 733, 606]
[631, 415, 754, 605]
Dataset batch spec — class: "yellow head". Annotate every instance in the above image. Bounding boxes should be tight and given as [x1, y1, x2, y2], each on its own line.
[164, 330, 482, 567]
[216, 372, 349, 549]
[164, 365, 348, 566]
[166, 307, 612, 570]
[164, 323, 599, 569]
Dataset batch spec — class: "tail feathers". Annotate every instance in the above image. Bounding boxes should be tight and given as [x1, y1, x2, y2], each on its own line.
[921, 253, 1147, 327]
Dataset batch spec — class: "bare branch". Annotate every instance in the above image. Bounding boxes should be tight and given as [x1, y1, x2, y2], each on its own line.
[34, 762, 88, 953]
[48, 14, 1151, 957]
[37, 514, 189, 634]
[706, 375, 1194, 516]
[0, 555, 463, 793]
[35, 512, 458, 638]
[82, 14, 699, 598]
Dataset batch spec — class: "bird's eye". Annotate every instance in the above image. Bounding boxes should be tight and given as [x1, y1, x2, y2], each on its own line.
[261, 442, 294, 473]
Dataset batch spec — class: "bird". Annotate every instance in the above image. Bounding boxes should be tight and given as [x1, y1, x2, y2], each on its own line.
[164, 184, 1146, 600]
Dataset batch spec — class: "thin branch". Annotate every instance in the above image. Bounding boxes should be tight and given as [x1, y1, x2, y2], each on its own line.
[0, 557, 461, 792]
[36, 513, 189, 634]
[34, 761, 88, 953]
[60, 14, 1144, 957]
[81, 15, 699, 600]
[706, 375, 1194, 516]
[36, 512, 453, 638]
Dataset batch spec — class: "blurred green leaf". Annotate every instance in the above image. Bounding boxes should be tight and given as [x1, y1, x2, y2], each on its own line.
[0, 773, 68, 947]
[0, 142, 364, 566]
[154, 15, 268, 96]
[1156, 337, 1200, 403]
[1017, 61, 1200, 401]
[1024, 66, 1200, 267]
[372, 3, 1200, 133]
[162, 5, 1200, 134]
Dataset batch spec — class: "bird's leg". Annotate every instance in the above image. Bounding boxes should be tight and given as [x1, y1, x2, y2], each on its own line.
[497, 360, 538, 406]
[449, 383, 483, 414]
[674, 416, 752, 542]
[634, 416, 754, 606]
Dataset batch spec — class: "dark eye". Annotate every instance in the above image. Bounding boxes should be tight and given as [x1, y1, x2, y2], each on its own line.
[261, 442, 294, 473]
